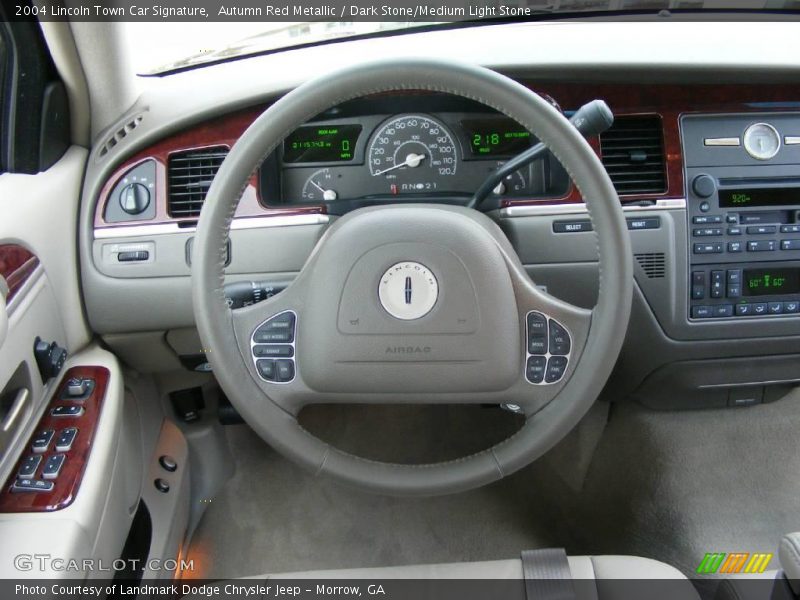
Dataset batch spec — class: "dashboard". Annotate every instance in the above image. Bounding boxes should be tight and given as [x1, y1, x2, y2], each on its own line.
[262, 95, 568, 212]
[84, 73, 800, 412]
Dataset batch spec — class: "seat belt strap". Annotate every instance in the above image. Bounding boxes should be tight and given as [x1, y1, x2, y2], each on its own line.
[521, 548, 577, 600]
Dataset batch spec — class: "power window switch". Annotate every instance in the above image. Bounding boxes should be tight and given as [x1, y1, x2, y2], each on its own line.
[55, 428, 78, 452]
[31, 429, 55, 453]
[42, 454, 66, 479]
[18, 455, 42, 478]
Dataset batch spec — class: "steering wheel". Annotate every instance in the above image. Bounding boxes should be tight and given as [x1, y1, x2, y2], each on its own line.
[192, 59, 632, 496]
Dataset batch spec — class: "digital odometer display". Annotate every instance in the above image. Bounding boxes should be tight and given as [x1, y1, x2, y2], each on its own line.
[283, 124, 362, 163]
[462, 118, 531, 156]
[719, 187, 799, 208]
[743, 268, 800, 297]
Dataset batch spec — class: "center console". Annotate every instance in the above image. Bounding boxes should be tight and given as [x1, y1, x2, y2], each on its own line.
[682, 113, 800, 321]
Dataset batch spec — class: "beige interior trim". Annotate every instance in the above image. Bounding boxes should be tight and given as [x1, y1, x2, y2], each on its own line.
[38, 21, 91, 147]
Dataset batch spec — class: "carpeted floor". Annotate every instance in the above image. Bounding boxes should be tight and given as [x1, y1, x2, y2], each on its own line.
[185, 393, 800, 579]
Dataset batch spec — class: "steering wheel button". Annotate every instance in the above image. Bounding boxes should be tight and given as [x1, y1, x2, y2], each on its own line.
[276, 360, 295, 382]
[254, 330, 293, 343]
[548, 321, 571, 355]
[253, 344, 294, 358]
[526, 312, 547, 335]
[528, 335, 547, 355]
[526, 356, 547, 384]
[545, 356, 569, 383]
[256, 359, 277, 381]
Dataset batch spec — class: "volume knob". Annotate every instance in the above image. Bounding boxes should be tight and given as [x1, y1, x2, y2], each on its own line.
[692, 174, 716, 199]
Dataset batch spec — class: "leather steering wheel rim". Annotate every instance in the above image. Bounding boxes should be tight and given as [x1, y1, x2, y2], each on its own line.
[192, 58, 632, 496]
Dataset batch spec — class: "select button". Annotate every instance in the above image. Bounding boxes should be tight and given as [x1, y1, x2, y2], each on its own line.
[553, 220, 593, 233]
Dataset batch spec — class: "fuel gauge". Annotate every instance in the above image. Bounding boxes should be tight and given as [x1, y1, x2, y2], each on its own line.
[302, 168, 339, 202]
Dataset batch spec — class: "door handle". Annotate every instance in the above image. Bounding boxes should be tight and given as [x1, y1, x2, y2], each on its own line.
[1, 388, 30, 434]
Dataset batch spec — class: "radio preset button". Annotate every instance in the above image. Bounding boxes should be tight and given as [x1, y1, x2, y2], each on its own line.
[747, 240, 777, 252]
[781, 240, 800, 251]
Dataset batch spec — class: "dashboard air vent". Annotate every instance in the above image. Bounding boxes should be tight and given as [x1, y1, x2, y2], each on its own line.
[600, 116, 667, 196]
[167, 146, 229, 218]
[635, 252, 666, 279]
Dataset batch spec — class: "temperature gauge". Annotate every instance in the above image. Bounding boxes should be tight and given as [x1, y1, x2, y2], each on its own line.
[491, 161, 527, 196]
[301, 168, 339, 202]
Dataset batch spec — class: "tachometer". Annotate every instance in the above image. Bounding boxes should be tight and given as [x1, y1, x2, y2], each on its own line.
[368, 115, 458, 194]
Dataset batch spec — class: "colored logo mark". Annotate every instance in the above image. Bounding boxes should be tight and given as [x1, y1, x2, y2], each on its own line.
[696, 552, 773, 574]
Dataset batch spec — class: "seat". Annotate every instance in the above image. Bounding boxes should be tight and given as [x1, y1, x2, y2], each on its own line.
[253, 554, 701, 600]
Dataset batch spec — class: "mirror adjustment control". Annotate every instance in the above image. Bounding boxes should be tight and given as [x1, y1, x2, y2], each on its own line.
[62, 378, 94, 400]
[51, 405, 84, 418]
[33, 337, 67, 382]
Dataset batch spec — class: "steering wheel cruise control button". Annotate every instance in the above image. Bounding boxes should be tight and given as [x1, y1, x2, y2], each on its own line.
[253, 345, 294, 358]
[276, 360, 295, 382]
[251, 311, 297, 384]
[257, 359, 277, 381]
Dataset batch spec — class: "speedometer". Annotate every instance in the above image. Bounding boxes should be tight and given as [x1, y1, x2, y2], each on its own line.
[368, 115, 458, 194]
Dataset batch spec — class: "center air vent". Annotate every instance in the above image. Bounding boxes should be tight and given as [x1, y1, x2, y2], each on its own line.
[167, 146, 229, 218]
[600, 116, 666, 196]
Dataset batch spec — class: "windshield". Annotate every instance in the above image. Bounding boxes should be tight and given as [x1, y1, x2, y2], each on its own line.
[127, 1, 800, 76]
[127, 22, 437, 75]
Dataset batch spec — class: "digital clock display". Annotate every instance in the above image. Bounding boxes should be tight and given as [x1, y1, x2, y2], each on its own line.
[283, 124, 362, 163]
[719, 187, 798, 208]
[743, 268, 800, 297]
[461, 118, 532, 157]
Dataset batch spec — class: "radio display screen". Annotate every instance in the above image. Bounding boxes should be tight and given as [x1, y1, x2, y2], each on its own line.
[743, 268, 800, 297]
[283, 124, 362, 163]
[719, 187, 799, 208]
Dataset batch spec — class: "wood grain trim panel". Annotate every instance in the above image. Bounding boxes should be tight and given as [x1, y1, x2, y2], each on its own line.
[94, 83, 800, 225]
[0, 366, 110, 513]
[0, 245, 40, 303]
